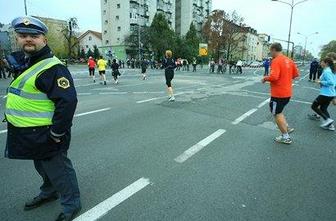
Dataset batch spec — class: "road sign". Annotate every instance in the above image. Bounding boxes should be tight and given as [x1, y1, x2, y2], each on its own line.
[199, 43, 208, 56]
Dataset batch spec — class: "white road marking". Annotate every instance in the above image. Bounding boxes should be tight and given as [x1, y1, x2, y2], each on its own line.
[0, 108, 112, 135]
[74, 108, 111, 117]
[78, 93, 92, 96]
[291, 99, 311, 105]
[136, 92, 185, 104]
[299, 86, 319, 91]
[257, 98, 271, 108]
[99, 92, 128, 95]
[299, 73, 309, 81]
[175, 129, 226, 163]
[2, 95, 7, 99]
[232, 108, 258, 125]
[0, 129, 7, 134]
[76, 83, 96, 87]
[73, 177, 151, 221]
[133, 91, 165, 94]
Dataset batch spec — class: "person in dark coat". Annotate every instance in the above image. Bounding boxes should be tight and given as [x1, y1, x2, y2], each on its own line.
[5, 16, 81, 221]
[309, 59, 319, 82]
[111, 59, 121, 84]
[162, 50, 176, 101]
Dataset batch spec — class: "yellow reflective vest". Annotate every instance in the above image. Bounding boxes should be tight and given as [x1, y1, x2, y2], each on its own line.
[5, 56, 63, 127]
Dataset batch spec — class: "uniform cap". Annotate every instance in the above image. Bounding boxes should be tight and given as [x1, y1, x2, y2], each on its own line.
[11, 16, 48, 35]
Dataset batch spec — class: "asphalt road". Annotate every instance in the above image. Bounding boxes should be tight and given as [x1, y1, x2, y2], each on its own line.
[0, 64, 336, 221]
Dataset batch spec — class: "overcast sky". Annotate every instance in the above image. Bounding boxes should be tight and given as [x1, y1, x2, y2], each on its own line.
[1, 0, 335, 56]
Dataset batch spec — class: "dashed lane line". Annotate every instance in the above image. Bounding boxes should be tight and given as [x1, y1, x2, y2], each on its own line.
[73, 177, 151, 221]
[74, 108, 111, 117]
[175, 129, 226, 163]
[232, 108, 258, 125]
[136, 92, 185, 104]
[0, 129, 7, 134]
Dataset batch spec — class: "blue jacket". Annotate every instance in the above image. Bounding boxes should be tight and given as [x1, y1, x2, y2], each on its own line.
[320, 67, 336, 97]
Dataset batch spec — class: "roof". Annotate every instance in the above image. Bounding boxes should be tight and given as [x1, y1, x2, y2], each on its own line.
[78, 30, 102, 40]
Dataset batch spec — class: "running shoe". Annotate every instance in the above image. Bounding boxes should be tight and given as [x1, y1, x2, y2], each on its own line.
[321, 118, 334, 127]
[275, 135, 292, 145]
[287, 127, 295, 134]
[168, 96, 175, 102]
[307, 113, 321, 121]
[321, 124, 335, 131]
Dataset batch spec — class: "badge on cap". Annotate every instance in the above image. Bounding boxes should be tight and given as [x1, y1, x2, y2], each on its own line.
[57, 77, 70, 89]
[23, 18, 31, 26]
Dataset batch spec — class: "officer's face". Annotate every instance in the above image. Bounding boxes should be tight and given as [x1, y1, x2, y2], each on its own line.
[16, 33, 47, 54]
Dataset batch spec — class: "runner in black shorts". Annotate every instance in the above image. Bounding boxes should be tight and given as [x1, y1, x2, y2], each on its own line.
[270, 97, 290, 115]
[162, 50, 176, 102]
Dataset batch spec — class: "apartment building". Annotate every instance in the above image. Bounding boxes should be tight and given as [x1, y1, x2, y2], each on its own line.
[175, 0, 212, 36]
[100, 0, 175, 60]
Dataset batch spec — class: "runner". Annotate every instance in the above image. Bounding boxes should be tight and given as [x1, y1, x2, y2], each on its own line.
[88, 56, 96, 83]
[236, 59, 243, 74]
[262, 43, 299, 144]
[141, 58, 148, 80]
[162, 50, 177, 102]
[111, 59, 121, 84]
[308, 57, 336, 131]
[97, 55, 107, 85]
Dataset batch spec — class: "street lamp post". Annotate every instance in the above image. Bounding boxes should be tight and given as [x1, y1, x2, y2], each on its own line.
[24, 0, 28, 15]
[271, 0, 308, 56]
[297, 32, 319, 65]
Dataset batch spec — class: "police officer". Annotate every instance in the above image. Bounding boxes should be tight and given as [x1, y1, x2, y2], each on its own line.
[4, 16, 81, 221]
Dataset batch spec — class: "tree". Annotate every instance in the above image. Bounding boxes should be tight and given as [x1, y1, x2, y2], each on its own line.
[80, 48, 86, 59]
[93, 45, 100, 59]
[62, 17, 80, 59]
[124, 26, 151, 59]
[86, 48, 94, 58]
[320, 40, 336, 59]
[149, 13, 176, 60]
[184, 22, 201, 60]
[202, 10, 247, 61]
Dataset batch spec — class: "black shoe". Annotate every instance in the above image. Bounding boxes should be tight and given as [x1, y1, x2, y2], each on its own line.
[55, 207, 81, 221]
[24, 194, 59, 211]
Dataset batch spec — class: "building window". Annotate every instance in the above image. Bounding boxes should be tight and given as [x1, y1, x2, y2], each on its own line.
[105, 20, 108, 24]
[116, 15, 119, 20]
[104, 30, 107, 34]
[117, 38, 120, 41]
[104, 0, 107, 4]
[89, 36, 92, 41]
[103, 10, 106, 15]
[117, 26, 121, 31]
[105, 40, 109, 44]
[117, 3, 120, 8]
[86, 45, 88, 48]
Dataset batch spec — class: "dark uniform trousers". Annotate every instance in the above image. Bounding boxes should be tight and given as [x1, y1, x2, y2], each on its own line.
[33, 151, 81, 214]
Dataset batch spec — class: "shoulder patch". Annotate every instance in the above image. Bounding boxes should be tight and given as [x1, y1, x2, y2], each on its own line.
[57, 77, 70, 89]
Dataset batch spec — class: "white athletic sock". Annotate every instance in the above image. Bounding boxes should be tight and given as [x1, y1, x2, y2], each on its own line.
[282, 133, 290, 139]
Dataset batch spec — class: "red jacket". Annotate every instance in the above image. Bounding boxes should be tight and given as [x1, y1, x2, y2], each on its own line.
[264, 54, 299, 98]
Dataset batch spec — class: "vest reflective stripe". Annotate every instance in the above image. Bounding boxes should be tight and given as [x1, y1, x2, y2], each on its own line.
[18, 58, 54, 89]
[8, 87, 49, 100]
[5, 108, 54, 119]
[5, 56, 62, 127]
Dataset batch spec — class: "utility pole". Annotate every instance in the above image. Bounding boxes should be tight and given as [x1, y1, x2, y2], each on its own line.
[24, 0, 28, 15]
[137, 6, 141, 61]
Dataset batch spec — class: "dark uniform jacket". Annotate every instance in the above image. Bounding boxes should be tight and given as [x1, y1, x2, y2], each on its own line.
[4, 45, 78, 160]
